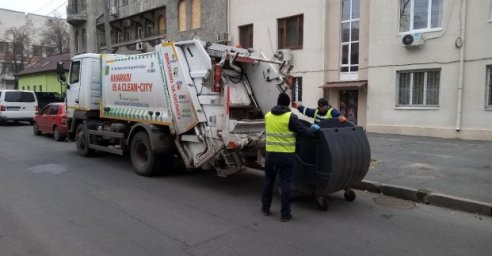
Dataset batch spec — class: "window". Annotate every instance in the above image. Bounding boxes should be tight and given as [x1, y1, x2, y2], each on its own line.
[278, 15, 303, 49]
[487, 66, 492, 109]
[400, 0, 443, 32]
[178, 0, 187, 32]
[397, 70, 440, 107]
[239, 24, 253, 49]
[81, 29, 87, 51]
[0, 41, 9, 52]
[5, 91, 35, 102]
[69, 61, 81, 84]
[158, 15, 166, 35]
[192, 0, 201, 29]
[340, 0, 360, 78]
[122, 0, 128, 6]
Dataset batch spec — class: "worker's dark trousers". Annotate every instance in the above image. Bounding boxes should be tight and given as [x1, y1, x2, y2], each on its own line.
[261, 152, 294, 218]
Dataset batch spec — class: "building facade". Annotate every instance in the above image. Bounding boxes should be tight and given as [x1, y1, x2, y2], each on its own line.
[229, 0, 370, 126]
[16, 53, 70, 96]
[0, 9, 56, 90]
[67, 0, 228, 55]
[367, 0, 492, 140]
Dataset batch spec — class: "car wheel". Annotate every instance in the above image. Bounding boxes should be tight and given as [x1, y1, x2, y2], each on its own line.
[33, 122, 41, 135]
[53, 126, 63, 141]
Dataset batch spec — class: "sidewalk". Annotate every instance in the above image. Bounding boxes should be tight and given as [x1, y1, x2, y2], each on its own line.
[354, 133, 492, 216]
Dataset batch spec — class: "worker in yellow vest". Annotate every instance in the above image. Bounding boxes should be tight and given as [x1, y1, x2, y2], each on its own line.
[262, 93, 320, 222]
[292, 98, 347, 124]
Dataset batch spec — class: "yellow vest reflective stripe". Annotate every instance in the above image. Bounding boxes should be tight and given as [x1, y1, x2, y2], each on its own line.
[265, 112, 296, 153]
[314, 108, 333, 123]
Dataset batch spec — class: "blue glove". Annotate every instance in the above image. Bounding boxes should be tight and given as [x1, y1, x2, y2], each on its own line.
[310, 124, 321, 132]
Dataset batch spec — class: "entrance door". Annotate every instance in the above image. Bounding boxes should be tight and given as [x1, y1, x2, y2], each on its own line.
[339, 90, 358, 124]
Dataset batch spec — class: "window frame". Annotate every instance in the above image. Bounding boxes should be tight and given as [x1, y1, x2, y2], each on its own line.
[399, 0, 443, 33]
[69, 61, 81, 84]
[340, 0, 360, 80]
[277, 14, 303, 50]
[396, 69, 441, 109]
[486, 66, 492, 110]
[239, 24, 254, 49]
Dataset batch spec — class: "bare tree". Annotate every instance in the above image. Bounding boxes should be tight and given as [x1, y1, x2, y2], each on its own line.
[2, 20, 37, 75]
[39, 15, 70, 55]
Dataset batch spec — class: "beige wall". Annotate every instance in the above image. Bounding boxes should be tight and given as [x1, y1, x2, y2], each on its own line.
[367, 0, 492, 140]
[229, 0, 327, 108]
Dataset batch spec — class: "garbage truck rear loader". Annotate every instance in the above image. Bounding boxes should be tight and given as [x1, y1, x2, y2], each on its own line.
[60, 39, 292, 176]
[59, 39, 370, 210]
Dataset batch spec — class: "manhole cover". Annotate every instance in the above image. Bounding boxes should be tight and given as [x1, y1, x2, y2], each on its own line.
[373, 195, 416, 209]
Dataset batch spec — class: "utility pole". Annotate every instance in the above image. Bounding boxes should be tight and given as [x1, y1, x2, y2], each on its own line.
[103, 0, 113, 53]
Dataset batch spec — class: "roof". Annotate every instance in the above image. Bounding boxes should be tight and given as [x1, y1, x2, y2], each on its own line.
[15, 53, 71, 76]
[320, 80, 368, 89]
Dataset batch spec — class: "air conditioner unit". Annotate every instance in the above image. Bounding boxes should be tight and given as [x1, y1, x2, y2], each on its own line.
[401, 33, 424, 47]
[135, 42, 144, 51]
[216, 32, 231, 43]
[110, 6, 119, 16]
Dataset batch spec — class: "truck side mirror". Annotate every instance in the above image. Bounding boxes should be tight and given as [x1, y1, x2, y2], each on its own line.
[57, 61, 66, 82]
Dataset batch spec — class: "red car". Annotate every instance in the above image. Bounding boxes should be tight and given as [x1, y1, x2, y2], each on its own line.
[33, 102, 68, 141]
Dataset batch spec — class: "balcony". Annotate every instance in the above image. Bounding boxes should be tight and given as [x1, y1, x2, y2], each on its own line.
[66, 3, 87, 25]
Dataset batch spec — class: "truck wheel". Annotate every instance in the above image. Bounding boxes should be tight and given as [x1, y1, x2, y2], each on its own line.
[344, 189, 356, 202]
[131, 132, 163, 176]
[76, 124, 94, 156]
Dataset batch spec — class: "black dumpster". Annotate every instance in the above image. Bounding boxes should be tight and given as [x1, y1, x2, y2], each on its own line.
[292, 119, 371, 210]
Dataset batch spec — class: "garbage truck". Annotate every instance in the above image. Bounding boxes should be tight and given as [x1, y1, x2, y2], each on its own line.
[57, 39, 370, 209]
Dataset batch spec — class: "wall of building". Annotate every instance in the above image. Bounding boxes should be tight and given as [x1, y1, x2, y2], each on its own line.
[367, 0, 492, 140]
[69, 0, 227, 55]
[17, 73, 67, 95]
[230, 0, 327, 111]
[0, 9, 53, 89]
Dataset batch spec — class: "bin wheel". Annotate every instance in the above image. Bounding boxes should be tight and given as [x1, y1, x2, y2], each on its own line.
[344, 189, 356, 201]
[315, 197, 329, 211]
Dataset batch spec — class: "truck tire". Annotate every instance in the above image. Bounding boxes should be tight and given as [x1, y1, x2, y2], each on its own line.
[130, 131, 166, 176]
[76, 123, 95, 156]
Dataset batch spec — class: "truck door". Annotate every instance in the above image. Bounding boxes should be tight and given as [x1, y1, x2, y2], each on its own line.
[66, 60, 81, 116]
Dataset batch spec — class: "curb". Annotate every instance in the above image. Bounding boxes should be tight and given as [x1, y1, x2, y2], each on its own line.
[353, 180, 492, 217]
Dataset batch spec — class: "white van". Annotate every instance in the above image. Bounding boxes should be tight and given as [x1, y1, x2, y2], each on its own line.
[0, 90, 38, 124]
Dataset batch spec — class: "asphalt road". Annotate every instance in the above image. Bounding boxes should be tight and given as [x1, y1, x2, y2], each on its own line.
[0, 123, 491, 256]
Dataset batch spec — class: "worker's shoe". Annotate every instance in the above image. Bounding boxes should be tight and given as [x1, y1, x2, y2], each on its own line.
[262, 208, 271, 216]
[281, 214, 292, 222]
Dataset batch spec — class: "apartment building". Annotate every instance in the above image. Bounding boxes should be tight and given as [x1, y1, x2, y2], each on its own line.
[67, 0, 228, 55]
[0, 9, 56, 89]
[367, 0, 492, 140]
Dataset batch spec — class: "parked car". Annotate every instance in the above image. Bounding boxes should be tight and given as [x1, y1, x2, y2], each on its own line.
[33, 102, 68, 141]
[34, 92, 64, 110]
[0, 90, 38, 124]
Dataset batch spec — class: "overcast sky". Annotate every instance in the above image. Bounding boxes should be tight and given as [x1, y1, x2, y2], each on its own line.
[1, 0, 67, 17]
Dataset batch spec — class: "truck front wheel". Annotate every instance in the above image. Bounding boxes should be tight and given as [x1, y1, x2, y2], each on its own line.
[131, 132, 163, 176]
[76, 124, 95, 156]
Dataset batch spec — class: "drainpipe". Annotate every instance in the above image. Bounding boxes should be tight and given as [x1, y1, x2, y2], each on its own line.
[456, 0, 467, 131]
[226, 0, 230, 34]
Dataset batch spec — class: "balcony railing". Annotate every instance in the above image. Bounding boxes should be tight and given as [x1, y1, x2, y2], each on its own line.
[67, 3, 87, 15]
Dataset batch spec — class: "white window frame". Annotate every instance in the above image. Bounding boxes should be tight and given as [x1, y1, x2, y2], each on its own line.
[340, 0, 360, 81]
[396, 69, 441, 109]
[399, 0, 443, 33]
[489, 1, 492, 22]
[486, 66, 492, 110]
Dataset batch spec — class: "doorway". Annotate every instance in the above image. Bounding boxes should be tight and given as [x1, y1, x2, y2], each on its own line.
[339, 90, 358, 124]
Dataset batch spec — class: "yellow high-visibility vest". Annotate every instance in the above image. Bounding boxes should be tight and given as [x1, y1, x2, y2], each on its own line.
[265, 112, 296, 153]
[314, 108, 333, 123]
